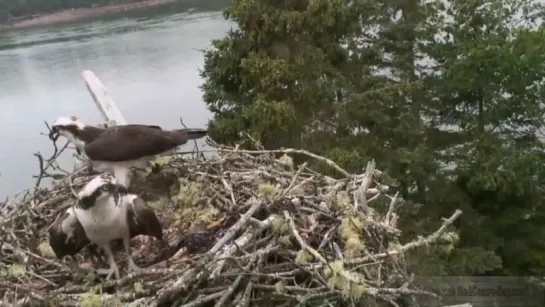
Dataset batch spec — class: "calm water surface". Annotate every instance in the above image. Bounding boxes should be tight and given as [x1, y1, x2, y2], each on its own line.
[0, 5, 232, 197]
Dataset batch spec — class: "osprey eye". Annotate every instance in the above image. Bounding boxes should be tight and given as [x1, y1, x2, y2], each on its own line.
[101, 185, 110, 191]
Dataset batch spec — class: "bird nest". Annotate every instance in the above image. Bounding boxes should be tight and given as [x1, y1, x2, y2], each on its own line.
[0, 137, 463, 307]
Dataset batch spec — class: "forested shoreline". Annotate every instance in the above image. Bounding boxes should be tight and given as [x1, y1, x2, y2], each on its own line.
[0, 0, 144, 22]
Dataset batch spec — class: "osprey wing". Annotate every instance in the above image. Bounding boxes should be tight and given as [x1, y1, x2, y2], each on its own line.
[127, 124, 163, 130]
[48, 208, 90, 258]
[126, 195, 163, 240]
[83, 125, 181, 162]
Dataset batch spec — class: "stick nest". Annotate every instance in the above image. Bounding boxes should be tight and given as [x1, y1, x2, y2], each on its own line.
[0, 136, 462, 307]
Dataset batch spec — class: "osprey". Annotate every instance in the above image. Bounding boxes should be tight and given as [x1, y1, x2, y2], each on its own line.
[49, 116, 207, 188]
[48, 174, 164, 280]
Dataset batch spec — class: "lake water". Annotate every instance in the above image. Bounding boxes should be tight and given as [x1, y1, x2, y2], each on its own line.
[0, 1, 232, 197]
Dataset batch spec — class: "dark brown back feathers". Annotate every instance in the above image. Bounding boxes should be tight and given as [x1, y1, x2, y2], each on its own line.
[127, 196, 163, 240]
[65, 124, 162, 144]
[83, 125, 207, 162]
[48, 209, 91, 259]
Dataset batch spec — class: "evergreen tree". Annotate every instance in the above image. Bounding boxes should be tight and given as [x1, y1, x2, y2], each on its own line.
[201, 0, 545, 276]
[427, 0, 545, 275]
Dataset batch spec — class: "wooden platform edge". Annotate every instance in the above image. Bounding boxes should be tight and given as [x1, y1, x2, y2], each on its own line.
[82, 70, 128, 127]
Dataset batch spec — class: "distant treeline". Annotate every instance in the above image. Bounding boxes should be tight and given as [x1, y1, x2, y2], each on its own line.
[0, 0, 139, 19]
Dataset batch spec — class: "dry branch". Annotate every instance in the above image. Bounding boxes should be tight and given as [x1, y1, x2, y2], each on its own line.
[0, 123, 464, 307]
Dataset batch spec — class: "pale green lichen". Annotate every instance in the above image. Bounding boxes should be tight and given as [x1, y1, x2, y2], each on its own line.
[295, 249, 313, 264]
[80, 293, 102, 307]
[277, 235, 293, 247]
[441, 231, 460, 244]
[173, 205, 219, 229]
[258, 183, 277, 201]
[175, 181, 203, 206]
[345, 237, 365, 257]
[339, 217, 364, 239]
[7, 263, 26, 277]
[328, 273, 349, 292]
[134, 282, 145, 293]
[436, 232, 459, 255]
[332, 191, 355, 215]
[270, 215, 290, 236]
[154, 155, 175, 167]
[277, 154, 294, 170]
[81, 292, 123, 307]
[336, 191, 351, 207]
[324, 261, 367, 300]
[106, 296, 123, 307]
[38, 242, 56, 259]
[172, 179, 220, 228]
[339, 218, 365, 257]
[274, 280, 286, 294]
[286, 186, 305, 196]
[324, 176, 337, 186]
[341, 282, 367, 300]
[85, 272, 96, 283]
[323, 260, 344, 277]
[144, 156, 176, 174]
[301, 214, 317, 230]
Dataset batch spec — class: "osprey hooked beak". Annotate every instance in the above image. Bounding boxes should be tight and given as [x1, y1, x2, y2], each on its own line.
[49, 126, 60, 142]
[112, 183, 129, 206]
[49, 124, 83, 155]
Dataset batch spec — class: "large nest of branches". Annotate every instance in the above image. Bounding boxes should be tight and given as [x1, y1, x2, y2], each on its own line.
[0, 132, 462, 307]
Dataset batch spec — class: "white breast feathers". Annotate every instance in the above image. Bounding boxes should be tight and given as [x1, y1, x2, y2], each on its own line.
[74, 196, 129, 246]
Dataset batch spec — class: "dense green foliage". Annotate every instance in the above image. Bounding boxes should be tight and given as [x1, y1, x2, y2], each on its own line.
[201, 0, 545, 277]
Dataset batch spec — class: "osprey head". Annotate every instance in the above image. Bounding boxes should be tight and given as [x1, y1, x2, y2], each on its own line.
[49, 116, 86, 143]
[77, 174, 128, 209]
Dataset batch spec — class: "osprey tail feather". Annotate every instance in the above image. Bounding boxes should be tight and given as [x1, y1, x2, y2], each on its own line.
[174, 128, 208, 140]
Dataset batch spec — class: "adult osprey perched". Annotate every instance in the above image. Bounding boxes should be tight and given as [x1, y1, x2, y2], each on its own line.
[49, 116, 207, 187]
[48, 174, 165, 280]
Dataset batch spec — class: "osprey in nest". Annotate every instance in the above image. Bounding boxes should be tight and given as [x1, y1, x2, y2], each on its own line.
[49, 116, 208, 188]
[48, 174, 165, 280]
